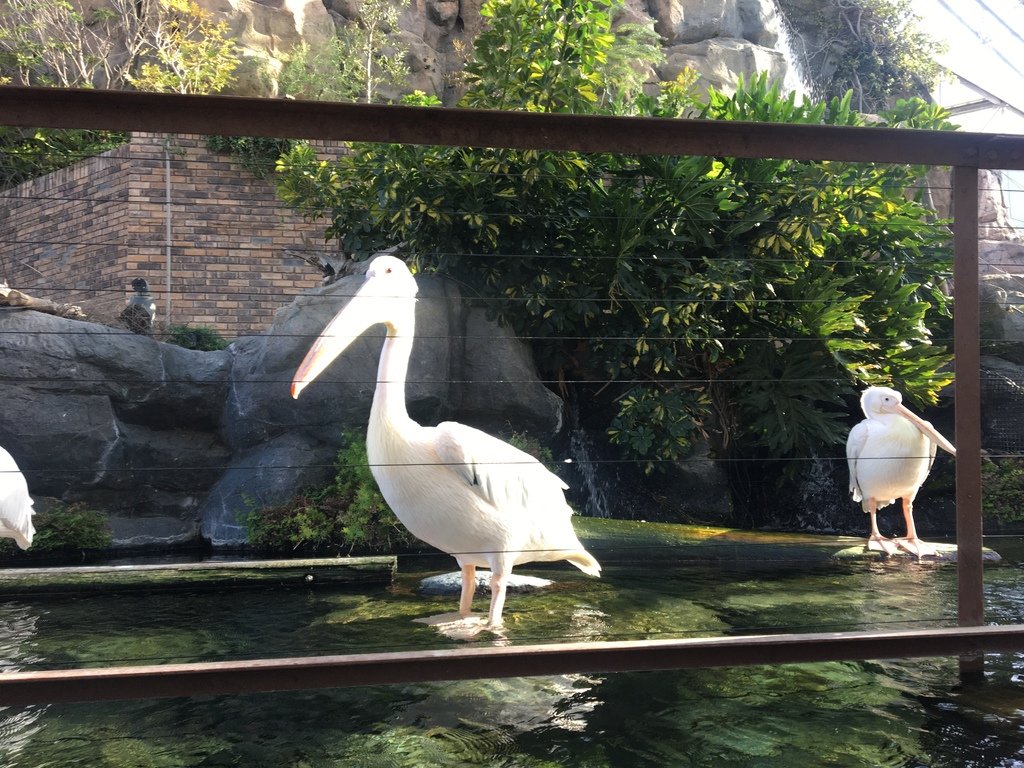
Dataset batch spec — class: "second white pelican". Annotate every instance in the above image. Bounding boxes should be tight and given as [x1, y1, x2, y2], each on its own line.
[846, 386, 956, 558]
[291, 255, 601, 629]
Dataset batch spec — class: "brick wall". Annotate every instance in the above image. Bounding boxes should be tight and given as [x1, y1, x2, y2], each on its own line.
[1, 132, 331, 338]
[0, 143, 133, 322]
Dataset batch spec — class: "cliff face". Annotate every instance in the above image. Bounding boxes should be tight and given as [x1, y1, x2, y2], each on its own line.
[194, 0, 803, 100]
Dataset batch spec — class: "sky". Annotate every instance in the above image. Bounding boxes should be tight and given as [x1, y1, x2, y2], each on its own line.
[910, 0, 1024, 222]
[911, 0, 1024, 133]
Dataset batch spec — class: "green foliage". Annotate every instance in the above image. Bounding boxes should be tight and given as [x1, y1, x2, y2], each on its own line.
[0, 502, 112, 558]
[0, 127, 128, 190]
[243, 432, 416, 554]
[275, 0, 954, 475]
[0, 0, 125, 87]
[126, 0, 239, 95]
[507, 430, 556, 469]
[1, 0, 241, 94]
[460, 0, 664, 115]
[205, 135, 297, 179]
[1, 0, 239, 189]
[279, 40, 364, 103]
[401, 90, 442, 107]
[279, 0, 409, 104]
[163, 324, 229, 351]
[777, 0, 946, 112]
[981, 457, 1024, 524]
[600, 19, 664, 112]
[462, 0, 613, 113]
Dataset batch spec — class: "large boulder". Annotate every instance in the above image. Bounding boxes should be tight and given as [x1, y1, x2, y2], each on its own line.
[0, 309, 233, 544]
[648, 0, 781, 46]
[980, 275, 1024, 365]
[661, 36, 789, 95]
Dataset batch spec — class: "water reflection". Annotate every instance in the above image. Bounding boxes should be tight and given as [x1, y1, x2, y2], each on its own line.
[0, 602, 45, 768]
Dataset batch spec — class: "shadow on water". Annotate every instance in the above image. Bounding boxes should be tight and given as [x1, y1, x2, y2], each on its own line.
[3, 541, 1024, 767]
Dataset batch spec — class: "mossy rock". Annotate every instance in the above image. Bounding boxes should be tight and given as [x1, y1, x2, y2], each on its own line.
[832, 542, 1002, 563]
[0, 556, 396, 595]
[572, 517, 864, 565]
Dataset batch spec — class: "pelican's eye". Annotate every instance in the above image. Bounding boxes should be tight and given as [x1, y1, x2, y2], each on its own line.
[384, 267, 393, 274]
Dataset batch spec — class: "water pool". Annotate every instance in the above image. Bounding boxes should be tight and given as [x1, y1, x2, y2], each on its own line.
[2, 541, 1024, 767]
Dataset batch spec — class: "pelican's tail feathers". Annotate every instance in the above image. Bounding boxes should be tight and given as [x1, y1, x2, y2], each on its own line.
[565, 549, 601, 577]
[0, 499, 35, 550]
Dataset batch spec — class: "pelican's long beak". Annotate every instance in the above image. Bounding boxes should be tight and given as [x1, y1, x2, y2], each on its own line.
[291, 286, 380, 400]
[896, 403, 957, 456]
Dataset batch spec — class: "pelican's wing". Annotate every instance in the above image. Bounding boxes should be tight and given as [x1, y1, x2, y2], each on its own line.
[927, 433, 938, 473]
[845, 420, 869, 502]
[433, 421, 569, 513]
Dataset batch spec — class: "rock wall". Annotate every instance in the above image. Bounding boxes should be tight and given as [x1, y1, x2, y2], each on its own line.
[197, 0, 803, 101]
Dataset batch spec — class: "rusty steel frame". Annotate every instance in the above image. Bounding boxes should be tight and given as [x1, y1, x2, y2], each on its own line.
[1, 87, 1024, 168]
[3, 626, 1024, 706]
[1, 86, 1022, 702]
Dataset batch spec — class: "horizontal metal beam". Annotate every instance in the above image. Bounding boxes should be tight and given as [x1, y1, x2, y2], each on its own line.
[2, 86, 1024, 168]
[3, 625, 1023, 706]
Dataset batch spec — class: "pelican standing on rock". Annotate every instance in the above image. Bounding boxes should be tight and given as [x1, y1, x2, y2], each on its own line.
[846, 386, 956, 558]
[291, 255, 601, 629]
[0, 444, 35, 550]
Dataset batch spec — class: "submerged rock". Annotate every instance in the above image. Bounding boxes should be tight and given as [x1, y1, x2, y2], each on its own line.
[419, 571, 553, 596]
[832, 542, 1002, 563]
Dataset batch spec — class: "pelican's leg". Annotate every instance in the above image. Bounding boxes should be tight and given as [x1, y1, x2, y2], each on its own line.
[458, 563, 477, 617]
[486, 566, 510, 629]
[895, 497, 937, 559]
[866, 499, 899, 555]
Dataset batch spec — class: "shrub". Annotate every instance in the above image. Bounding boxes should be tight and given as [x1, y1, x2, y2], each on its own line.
[163, 324, 229, 351]
[0, 128, 128, 189]
[243, 432, 416, 554]
[0, 502, 112, 558]
[981, 457, 1024, 524]
[507, 430, 556, 469]
[205, 135, 297, 179]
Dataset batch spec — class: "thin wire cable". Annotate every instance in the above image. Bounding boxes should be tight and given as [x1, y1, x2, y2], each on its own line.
[6, 453, 971, 480]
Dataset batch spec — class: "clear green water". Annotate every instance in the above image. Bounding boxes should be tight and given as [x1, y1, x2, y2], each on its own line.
[3, 542, 1024, 767]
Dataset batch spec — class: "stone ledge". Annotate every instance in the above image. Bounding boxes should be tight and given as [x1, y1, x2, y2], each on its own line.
[0, 555, 396, 595]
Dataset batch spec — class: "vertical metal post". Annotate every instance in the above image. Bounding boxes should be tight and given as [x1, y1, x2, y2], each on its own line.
[163, 137, 173, 328]
[952, 165, 983, 681]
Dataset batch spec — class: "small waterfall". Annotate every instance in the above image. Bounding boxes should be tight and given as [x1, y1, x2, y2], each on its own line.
[796, 455, 847, 533]
[770, 0, 814, 100]
[567, 428, 612, 519]
[563, 395, 613, 518]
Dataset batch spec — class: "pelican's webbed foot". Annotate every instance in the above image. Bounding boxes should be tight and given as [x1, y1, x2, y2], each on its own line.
[866, 534, 899, 556]
[414, 613, 507, 640]
[894, 537, 938, 560]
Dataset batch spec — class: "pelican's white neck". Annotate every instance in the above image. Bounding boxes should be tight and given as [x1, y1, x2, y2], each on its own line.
[370, 300, 417, 431]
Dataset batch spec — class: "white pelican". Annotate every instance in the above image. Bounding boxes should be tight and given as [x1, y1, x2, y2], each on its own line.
[291, 255, 601, 628]
[0, 445, 35, 550]
[846, 386, 956, 558]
